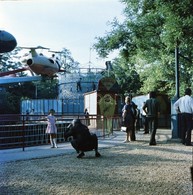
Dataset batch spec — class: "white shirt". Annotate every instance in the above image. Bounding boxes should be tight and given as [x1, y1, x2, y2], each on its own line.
[174, 95, 193, 113]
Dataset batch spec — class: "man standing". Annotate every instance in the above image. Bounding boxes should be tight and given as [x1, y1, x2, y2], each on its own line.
[143, 91, 160, 145]
[174, 88, 193, 146]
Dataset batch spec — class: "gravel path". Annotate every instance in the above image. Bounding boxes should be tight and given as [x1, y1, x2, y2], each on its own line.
[0, 130, 192, 195]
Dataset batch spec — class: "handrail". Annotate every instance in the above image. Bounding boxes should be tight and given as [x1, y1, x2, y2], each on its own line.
[0, 114, 122, 150]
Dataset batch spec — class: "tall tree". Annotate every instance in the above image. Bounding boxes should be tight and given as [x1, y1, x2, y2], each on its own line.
[94, 0, 193, 97]
[55, 48, 80, 73]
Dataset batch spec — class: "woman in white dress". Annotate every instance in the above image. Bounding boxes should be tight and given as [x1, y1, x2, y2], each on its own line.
[46, 109, 58, 148]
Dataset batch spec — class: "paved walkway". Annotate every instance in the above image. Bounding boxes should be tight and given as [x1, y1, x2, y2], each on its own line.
[1, 129, 193, 195]
[0, 129, 178, 163]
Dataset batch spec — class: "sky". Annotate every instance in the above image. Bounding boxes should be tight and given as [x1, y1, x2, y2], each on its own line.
[0, 0, 125, 68]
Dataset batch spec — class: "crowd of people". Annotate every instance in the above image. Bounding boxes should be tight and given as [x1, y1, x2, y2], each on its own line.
[121, 91, 160, 146]
[43, 88, 193, 159]
[121, 88, 193, 147]
[45, 108, 101, 158]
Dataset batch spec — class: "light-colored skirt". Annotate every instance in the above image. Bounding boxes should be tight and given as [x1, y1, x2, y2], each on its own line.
[46, 124, 57, 134]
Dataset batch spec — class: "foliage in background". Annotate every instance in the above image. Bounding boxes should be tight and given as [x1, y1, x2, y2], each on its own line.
[94, 0, 193, 98]
[0, 47, 79, 114]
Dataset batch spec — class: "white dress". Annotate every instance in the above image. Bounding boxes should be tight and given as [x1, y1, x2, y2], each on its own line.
[45, 115, 57, 134]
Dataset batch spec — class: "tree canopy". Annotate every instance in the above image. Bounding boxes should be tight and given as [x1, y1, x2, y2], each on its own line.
[94, 0, 193, 97]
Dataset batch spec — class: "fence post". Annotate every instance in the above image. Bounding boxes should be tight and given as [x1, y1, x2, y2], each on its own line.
[22, 115, 25, 151]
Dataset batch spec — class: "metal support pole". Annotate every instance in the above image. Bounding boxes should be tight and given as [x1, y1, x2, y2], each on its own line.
[175, 46, 180, 99]
[22, 115, 25, 151]
[171, 46, 180, 138]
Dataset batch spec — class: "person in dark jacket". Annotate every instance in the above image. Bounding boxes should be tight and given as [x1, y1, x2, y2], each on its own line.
[64, 119, 101, 158]
[128, 93, 137, 141]
[143, 91, 160, 145]
[122, 96, 135, 142]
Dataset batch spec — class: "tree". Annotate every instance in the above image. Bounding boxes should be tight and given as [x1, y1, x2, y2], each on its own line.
[0, 46, 80, 113]
[94, 0, 193, 97]
[0, 48, 31, 113]
[0, 47, 27, 76]
[112, 57, 141, 95]
[55, 48, 80, 73]
[35, 79, 59, 99]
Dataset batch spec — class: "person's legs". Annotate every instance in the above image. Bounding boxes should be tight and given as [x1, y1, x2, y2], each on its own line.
[144, 117, 149, 133]
[52, 134, 57, 148]
[49, 134, 54, 148]
[124, 127, 131, 142]
[148, 117, 153, 134]
[185, 114, 192, 145]
[149, 118, 157, 145]
[71, 140, 85, 158]
[74, 135, 101, 158]
[71, 140, 80, 153]
[128, 131, 131, 142]
[92, 134, 101, 157]
[131, 121, 136, 141]
[180, 113, 187, 144]
[77, 152, 85, 158]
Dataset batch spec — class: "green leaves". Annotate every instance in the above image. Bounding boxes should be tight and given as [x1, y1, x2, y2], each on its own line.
[94, 0, 193, 97]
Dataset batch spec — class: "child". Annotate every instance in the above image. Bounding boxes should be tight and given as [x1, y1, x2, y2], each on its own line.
[45, 109, 58, 148]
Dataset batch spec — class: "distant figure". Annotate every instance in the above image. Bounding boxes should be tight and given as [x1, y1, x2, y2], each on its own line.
[174, 88, 193, 146]
[141, 102, 148, 134]
[122, 96, 135, 143]
[135, 106, 140, 132]
[64, 119, 101, 158]
[26, 110, 29, 121]
[30, 108, 34, 115]
[92, 82, 96, 91]
[29, 109, 35, 121]
[129, 94, 137, 141]
[45, 109, 58, 148]
[77, 78, 82, 92]
[84, 108, 90, 126]
[143, 91, 160, 145]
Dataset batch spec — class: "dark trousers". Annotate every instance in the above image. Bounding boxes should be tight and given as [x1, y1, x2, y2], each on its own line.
[147, 116, 158, 144]
[180, 113, 192, 145]
[131, 122, 136, 141]
[141, 115, 148, 133]
[71, 134, 98, 152]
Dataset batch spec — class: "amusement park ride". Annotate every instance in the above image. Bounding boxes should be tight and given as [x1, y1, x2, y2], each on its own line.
[0, 30, 65, 84]
[0, 30, 17, 53]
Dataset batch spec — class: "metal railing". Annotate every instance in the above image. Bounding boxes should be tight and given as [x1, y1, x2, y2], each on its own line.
[0, 114, 122, 150]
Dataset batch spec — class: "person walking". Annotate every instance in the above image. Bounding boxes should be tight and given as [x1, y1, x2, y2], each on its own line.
[143, 91, 160, 145]
[122, 96, 135, 143]
[45, 109, 58, 148]
[174, 88, 193, 146]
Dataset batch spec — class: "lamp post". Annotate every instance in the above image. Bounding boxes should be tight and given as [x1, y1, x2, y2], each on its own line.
[171, 46, 180, 138]
[174, 46, 180, 99]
